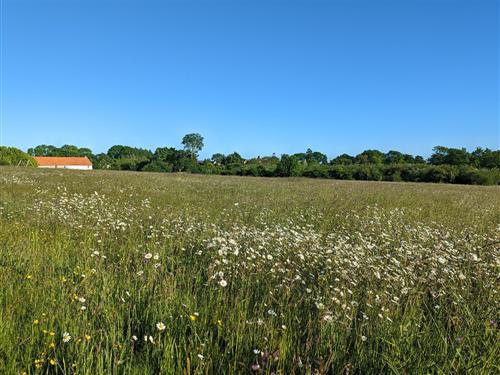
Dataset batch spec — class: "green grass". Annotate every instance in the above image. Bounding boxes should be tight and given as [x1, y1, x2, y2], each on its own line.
[0, 167, 499, 374]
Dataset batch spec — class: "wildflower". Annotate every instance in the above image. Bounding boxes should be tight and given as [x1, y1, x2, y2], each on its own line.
[136, 270, 144, 276]
[253, 349, 260, 354]
[197, 354, 204, 360]
[144, 253, 153, 260]
[189, 315, 197, 321]
[156, 322, 166, 331]
[132, 335, 138, 341]
[85, 334, 91, 341]
[49, 359, 57, 365]
[322, 314, 333, 322]
[153, 254, 159, 260]
[80, 306, 87, 311]
[62, 332, 71, 343]
[33, 319, 39, 325]
[219, 279, 228, 287]
[361, 335, 367, 342]
[49, 331, 55, 336]
[49, 342, 56, 348]
[25, 274, 32, 280]
[78, 297, 86, 303]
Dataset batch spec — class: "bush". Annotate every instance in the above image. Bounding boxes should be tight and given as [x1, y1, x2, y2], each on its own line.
[327, 165, 354, 180]
[221, 163, 243, 176]
[303, 165, 328, 178]
[353, 165, 383, 181]
[421, 165, 458, 183]
[455, 166, 500, 185]
[0, 147, 36, 166]
[142, 161, 173, 173]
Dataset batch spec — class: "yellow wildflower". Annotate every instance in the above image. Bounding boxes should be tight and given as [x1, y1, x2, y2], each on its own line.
[49, 359, 56, 365]
[33, 319, 39, 325]
[49, 342, 56, 348]
[189, 315, 197, 321]
[85, 334, 91, 341]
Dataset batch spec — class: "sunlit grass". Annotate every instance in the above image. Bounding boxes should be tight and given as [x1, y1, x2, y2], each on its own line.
[0, 167, 498, 374]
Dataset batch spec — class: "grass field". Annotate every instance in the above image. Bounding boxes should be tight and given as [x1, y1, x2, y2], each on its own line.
[0, 167, 499, 374]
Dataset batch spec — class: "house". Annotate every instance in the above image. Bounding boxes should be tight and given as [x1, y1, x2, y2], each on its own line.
[34, 156, 93, 170]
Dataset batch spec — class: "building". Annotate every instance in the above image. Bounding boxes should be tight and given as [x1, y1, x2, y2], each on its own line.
[34, 156, 93, 170]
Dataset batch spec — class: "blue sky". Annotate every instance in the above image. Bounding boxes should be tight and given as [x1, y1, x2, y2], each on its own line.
[2, 0, 499, 159]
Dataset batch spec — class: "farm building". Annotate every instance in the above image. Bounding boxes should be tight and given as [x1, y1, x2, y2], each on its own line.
[34, 156, 93, 170]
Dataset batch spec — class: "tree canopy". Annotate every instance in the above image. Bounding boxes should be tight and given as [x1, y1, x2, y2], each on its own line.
[17, 135, 500, 185]
[181, 133, 204, 158]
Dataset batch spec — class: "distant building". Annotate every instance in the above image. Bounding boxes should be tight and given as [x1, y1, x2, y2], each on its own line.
[34, 156, 93, 170]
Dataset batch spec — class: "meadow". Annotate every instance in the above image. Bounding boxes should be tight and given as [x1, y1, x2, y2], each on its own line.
[0, 167, 498, 374]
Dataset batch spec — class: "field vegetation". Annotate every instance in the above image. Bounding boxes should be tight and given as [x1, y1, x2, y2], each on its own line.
[17, 138, 500, 185]
[0, 167, 499, 374]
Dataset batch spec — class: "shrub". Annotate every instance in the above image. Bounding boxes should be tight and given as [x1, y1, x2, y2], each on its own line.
[0, 147, 36, 166]
[142, 161, 173, 173]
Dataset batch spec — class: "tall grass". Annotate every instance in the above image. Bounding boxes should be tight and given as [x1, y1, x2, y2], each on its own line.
[0, 167, 498, 374]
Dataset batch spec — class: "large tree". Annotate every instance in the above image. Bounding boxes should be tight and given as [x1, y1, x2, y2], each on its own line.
[182, 133, 204, 159]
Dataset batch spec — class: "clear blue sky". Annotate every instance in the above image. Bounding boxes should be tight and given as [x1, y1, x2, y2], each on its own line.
[2, 0, 499, 159]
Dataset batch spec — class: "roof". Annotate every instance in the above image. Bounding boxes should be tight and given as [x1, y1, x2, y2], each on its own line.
[34, 156, 93, 166]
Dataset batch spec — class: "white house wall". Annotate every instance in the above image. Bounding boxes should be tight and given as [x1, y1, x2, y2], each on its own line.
[37, 165, 92, 170]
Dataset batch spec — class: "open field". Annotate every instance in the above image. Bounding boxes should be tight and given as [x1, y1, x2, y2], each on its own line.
[0, 167, 499, 374]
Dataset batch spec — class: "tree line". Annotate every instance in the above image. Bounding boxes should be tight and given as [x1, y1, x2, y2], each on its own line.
[1, 133, 499, 185]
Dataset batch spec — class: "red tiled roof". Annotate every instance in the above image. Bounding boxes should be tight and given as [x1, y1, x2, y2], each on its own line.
[34, 156, 93, 166]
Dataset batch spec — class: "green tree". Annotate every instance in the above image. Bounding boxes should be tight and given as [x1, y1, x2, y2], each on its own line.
[355, 150, 385, 164]
[0, 147, 36, 166]
[182, 133, 204, 159]
[305, 148, 328, 164]
[276, 154, 302, 177]
[331, 154, 354, 165]
[384, 150, 405, 164]
[224, 152, 244, 165]
[211, 153, 225, 165]
[429, 146, 470, 166]
[27, 144, 58, 156]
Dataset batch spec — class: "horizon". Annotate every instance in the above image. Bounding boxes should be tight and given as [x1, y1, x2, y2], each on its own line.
[2, 0, 499, 159]
[15, 140, 499, 161]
